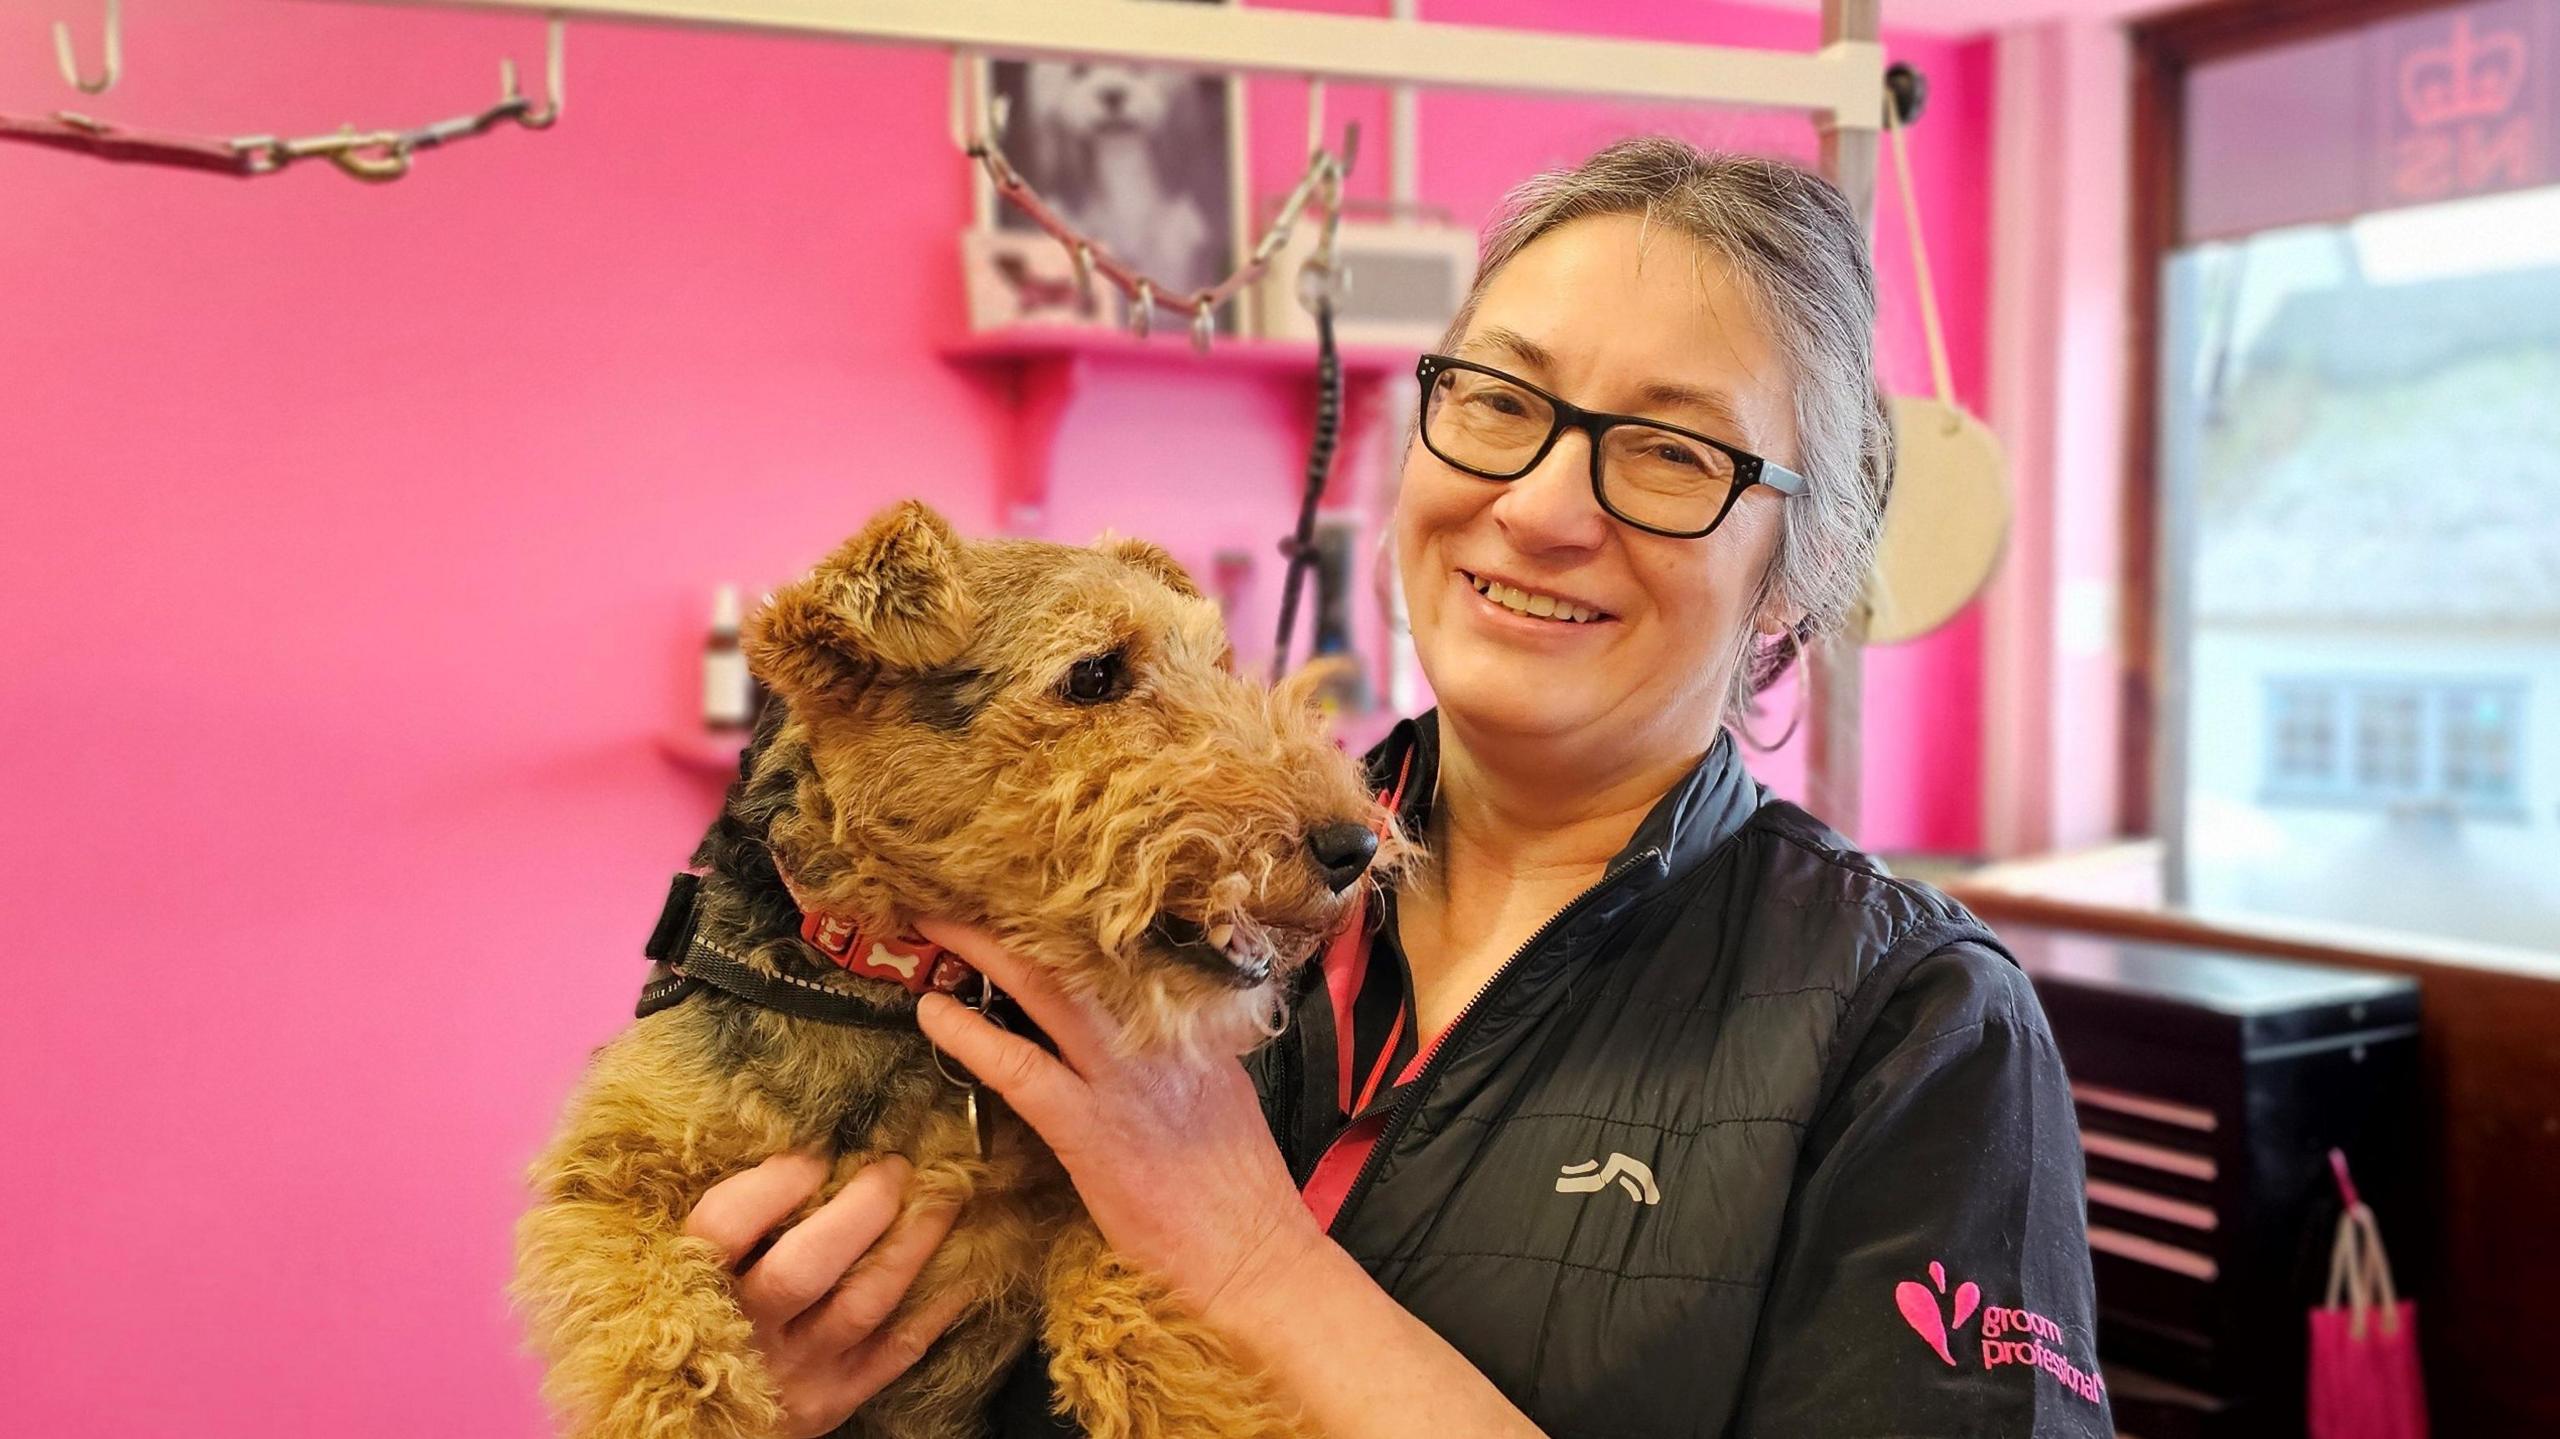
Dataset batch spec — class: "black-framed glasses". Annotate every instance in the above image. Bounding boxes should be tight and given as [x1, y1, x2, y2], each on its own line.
[1415, 353, 1808, 539]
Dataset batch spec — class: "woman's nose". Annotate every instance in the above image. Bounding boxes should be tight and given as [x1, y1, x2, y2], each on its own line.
[1492, 431, 1610, 551]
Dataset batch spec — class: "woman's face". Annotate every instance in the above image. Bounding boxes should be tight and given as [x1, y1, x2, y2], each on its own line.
[1396, 212, 1800, 758]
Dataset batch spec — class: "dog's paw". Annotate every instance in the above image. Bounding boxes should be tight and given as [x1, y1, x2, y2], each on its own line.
[522, 1224, 786, 1439]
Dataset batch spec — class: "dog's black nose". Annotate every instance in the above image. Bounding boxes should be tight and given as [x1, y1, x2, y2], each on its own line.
[1307, 822, 1379, 894]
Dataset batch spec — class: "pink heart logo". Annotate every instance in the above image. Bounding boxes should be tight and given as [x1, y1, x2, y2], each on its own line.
[1893, 1260, 1980, 1366]
[1895, 1281, 1955, 1365]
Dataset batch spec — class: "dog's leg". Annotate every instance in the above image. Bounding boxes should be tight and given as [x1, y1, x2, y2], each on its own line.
[512, 1002, 813, 1439]
[515, 1183, 790, 1439]
[1041, 1220, 1310, 1439]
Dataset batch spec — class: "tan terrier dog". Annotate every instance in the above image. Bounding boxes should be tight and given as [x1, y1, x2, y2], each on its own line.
[513, 501, 1392, 1439]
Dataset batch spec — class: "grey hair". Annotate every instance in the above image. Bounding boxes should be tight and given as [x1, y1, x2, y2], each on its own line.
[1440, 137, 1893, 726]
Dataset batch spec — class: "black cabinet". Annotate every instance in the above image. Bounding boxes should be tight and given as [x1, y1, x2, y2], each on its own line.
[2008, 924, 2423, 1439]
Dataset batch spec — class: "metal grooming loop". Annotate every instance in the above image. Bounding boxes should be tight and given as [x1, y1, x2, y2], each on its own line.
[1, 14, 564, 181]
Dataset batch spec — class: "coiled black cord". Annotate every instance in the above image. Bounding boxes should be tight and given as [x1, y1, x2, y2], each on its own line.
[1269, 295, 1343, 682]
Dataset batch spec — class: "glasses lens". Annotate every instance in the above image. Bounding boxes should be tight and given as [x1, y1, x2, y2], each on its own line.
[1424, 366, 1555, 476]
[1598, 424, 1740, 535]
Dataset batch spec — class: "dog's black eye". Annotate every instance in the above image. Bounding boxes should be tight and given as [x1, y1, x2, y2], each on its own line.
[1062, 651, 1128, 705]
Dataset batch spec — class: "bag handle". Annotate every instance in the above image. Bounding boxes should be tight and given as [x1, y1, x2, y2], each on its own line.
[2323, 1204, 2406, 1341]
[2321, 1149, 2404, 1340]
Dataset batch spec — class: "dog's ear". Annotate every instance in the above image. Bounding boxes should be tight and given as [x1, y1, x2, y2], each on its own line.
[748, 502, 977, 702]
[1098, 533, 1203, 599]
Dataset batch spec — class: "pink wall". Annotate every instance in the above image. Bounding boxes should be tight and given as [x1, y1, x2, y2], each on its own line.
[0, 3, 1991, 1435]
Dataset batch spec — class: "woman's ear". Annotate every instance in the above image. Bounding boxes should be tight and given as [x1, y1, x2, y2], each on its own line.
[746, 501, 978, 705]
[1752, 607, 1806, 640]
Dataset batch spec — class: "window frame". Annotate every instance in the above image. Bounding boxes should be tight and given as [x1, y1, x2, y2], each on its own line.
[2125, 0, 2498, 840]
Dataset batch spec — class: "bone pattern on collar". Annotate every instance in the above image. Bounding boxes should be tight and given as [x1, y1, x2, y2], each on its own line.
[772, 859, 977, 998]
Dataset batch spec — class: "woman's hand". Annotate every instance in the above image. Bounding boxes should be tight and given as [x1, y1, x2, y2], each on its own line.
[911, 919, 1326, 1331]
[682, 1152, 971, 1439]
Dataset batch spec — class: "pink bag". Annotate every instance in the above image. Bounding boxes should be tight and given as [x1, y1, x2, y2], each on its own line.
[2307, 1151, 2428, 1439]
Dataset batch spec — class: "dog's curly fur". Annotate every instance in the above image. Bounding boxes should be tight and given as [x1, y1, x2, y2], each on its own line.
[513, 502, 1395, 1439]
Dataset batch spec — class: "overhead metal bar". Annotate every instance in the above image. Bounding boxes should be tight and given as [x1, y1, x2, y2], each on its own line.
[342, 0, 1884, 129]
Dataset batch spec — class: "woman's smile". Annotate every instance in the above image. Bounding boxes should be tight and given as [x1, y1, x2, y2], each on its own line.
[1455, 567, 1617, 630]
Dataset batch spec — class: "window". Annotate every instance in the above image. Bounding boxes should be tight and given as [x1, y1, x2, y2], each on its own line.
[2155, 0, 2560, 953]
[2269, 683, 2338, 789]
[2443, 685, 2525, 805]
[2261, 677, 2527, 814]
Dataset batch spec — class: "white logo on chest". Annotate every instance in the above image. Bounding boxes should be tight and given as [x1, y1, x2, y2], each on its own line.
[1557, 1153, 1661, 1205]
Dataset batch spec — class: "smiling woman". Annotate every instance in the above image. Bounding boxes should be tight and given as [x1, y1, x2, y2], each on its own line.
[709, 139, 2109, 1439]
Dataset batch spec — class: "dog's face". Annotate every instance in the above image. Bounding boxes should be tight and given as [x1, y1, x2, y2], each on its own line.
[1029, 61, 1183, 139]
[744, 502, 1396, 1058]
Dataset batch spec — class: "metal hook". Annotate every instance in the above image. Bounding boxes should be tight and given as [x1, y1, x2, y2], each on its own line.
[500, 16, 568, 128]
[1131, 279, 1154, 338]
[52, 0, 121, 96]
[327, 135, 414, 183]
[1073, 242, 1098, 312]
[1190, 298, 1215, 353]
[1305, 75, 1326, 159]
[971, 85, 1020, 187]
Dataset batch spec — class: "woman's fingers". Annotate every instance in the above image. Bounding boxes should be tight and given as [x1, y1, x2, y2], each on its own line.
[910, 917, 1036, 995]
[916, 991, 1093, 1146]
[791, 1198, 962, 1353]
[911, 918, 1119, 1071]
[734, 1156, 912, 1325]
[683, 1149, 830, 1268]
[831, 1280, 981, 1409]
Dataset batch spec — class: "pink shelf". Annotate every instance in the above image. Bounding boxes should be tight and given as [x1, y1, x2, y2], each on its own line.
[939, 326, 1416, 379]
[938, 326, 1412, 534]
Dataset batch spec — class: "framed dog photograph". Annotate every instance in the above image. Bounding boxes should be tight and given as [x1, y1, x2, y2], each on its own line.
[972, 0, 1250, 335]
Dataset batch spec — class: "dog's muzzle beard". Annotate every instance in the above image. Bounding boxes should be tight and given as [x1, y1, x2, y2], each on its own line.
[1146, 825, 1377, 989]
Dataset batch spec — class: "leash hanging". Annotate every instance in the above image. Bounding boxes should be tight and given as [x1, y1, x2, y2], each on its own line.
[0, 15, 564, 182]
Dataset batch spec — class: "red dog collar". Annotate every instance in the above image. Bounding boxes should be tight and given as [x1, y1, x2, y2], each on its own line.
[775, 864, 977, 997]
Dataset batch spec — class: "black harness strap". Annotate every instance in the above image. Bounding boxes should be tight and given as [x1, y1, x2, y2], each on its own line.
[636, 872, 914, 1029]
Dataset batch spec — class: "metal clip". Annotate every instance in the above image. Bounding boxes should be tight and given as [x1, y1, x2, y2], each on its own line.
[961, 1086, 999, 1159]
[1073, 242, 1098, 314]
[502, 18, 567, 130]
[324, 130, 415, 183]
[1131, 279, 1154, 338]
[928, 972, 1000, 1086]
[927, 972, 1006, 1159]
[1296, 257, 1345, 315]
[1190, 298, 1215, 353]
